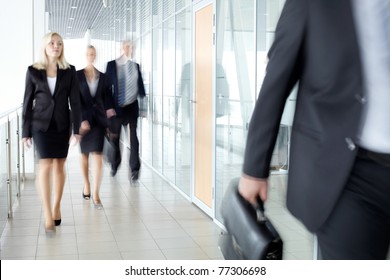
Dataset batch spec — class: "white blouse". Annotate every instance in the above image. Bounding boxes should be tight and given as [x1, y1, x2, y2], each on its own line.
[47, 77, 56, 95]
[87, 78, 99, 97]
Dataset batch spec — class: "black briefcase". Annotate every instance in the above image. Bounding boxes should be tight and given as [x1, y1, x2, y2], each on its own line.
[218, 178, 283, 260]
[103, 134, 116, 166]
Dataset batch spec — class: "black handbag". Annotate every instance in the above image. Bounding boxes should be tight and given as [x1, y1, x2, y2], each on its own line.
[103, 134, 115, 166]
[218, 178, 283, 260]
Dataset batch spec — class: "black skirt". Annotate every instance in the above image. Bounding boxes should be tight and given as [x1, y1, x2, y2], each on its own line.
[80, 125, 105, 154]
[32, 126, 71, 159]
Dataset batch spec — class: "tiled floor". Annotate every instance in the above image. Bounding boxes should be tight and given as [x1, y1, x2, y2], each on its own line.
[265, 175, 315, 260]
[0, 145, 315, 260]
[0, 147, 224, 260]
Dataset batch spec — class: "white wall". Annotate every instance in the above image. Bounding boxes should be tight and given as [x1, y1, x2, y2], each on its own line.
[0, 0, 46, 115]
[0, 0, 46, 174]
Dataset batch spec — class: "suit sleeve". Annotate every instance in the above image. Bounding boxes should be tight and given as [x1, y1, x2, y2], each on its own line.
[105, 62, 115, 110]
[137, 63, 146, 98]
[242, 0, 307, 178]
[77, 71, 89, 122]
[95, 73, 109, 128]
[22, 67, 34, 138]
[69, 66, 82, 134]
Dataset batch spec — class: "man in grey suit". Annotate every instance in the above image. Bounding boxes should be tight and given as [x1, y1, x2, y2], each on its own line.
[239, 0, 390, 259]
[105, 40, 146, 181]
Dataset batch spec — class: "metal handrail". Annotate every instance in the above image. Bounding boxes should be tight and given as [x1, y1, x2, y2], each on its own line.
[0, 105, 23, 119]
[6, 116, 12, 218]
[1, 106, 25, 219]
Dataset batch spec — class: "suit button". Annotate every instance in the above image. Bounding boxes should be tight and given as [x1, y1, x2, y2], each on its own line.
[355, 94, 366, 104]
[345, 137, 356, 151]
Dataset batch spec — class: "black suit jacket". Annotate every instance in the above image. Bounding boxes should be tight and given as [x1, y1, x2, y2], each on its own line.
[105, 60, 146, 118]
[22, 65, 82, 138]
[77, 69, 108, 128]
[243, 0, 364, 232]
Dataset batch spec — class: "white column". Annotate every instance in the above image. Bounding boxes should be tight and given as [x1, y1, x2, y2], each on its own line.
[0, 0, 34, 112]
[0, 0, 44, 176]
[33, 0, 47, 61]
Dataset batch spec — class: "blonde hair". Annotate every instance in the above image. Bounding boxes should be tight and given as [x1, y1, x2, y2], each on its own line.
[33, 32, 70, 70]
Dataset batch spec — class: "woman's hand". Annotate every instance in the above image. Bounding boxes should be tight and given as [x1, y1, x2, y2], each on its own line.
[106, 109, 116, 118]
[69, 134, 81, 147]
[22, 137, 32, 149]
[79, 120, 90, 135]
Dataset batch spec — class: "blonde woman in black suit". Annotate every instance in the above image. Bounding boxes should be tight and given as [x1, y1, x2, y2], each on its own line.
[22, 32, 85, 234]
[77, 45, 108, 209]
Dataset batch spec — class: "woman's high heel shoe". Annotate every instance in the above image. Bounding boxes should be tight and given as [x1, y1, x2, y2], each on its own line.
[92, 196, 103, 210]
[82, 192, 91, 200]
[54, 210, 61, 226]
[45, 224, 56, 237]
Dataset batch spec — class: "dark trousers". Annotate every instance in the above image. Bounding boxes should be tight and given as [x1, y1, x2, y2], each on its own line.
[110, 102, 141, 173]
[317, 150, 390, 259]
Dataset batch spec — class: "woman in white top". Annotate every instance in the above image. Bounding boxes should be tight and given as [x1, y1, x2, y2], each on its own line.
[22, 32, 86, 234]
[77, 45, 108, 209]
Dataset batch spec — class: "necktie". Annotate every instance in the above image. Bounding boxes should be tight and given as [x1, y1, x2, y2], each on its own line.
[118, 61, 139, 107]
[117, 63, 127, 106]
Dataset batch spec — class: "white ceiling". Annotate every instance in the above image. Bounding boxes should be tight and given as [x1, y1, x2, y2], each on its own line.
[45, 0, 130, 41]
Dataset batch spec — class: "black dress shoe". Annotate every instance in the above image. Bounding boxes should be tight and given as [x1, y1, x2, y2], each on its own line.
[131, 170, 139, 181]
[54, 219, 61, 226]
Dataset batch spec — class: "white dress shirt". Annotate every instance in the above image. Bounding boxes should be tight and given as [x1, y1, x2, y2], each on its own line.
[352, 0, 390, 153]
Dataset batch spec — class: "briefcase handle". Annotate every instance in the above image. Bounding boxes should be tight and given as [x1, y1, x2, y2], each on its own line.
[255, 196, 267, 223]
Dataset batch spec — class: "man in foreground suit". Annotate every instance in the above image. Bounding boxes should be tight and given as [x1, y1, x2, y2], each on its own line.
[105, 40, 146, 181]
[239, 0, 390, 259]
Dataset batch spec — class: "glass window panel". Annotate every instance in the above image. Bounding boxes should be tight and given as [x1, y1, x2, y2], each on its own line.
[152, 25, 163, 172]
[112, 0, 127, 41]
[175, 7, 192, 196]
[163, 0, 175, 20]
[140, 33, 153, 164]
[256, 0, 267, 96]
[152, 0, 163, 26]
[176, 0, 183, 11]
[176, 0, 191, 11]
[141, 0, 151, 34]
[162, 18, 176, 182]
[132, 0, 142, 39]
[215, 0, 255, 222]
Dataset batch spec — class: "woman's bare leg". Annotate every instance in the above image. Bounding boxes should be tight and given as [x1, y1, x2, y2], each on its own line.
[92, 153, 103, 204]
[52, 158, 66, 222]
[81, 153, 91, 196]
[38, 159, 53, 229]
